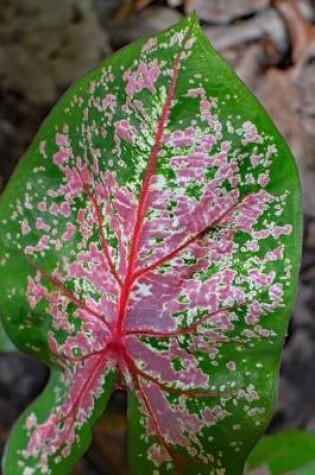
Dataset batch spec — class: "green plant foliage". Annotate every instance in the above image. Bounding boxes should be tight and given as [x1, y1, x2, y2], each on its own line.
[0, 14, 302, 475]
[245, 430, 315, 474]
[0, 319, 15, 352]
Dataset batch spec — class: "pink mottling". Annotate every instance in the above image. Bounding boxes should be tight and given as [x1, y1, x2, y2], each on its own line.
[21, 219, 31, 235]
[62, 223, 76, 242]
[54, 150, 70, 167]
[272, 225, 292, 237]
[258, 173, 270, 187]
[242, 121, 263, 145]
[49, 202, 71, 218]
[269, 283, 283, 302]
[124, 60, 161, 97]
[248, 269, 275, 288]
[250, 152, 260, 168]
[201, 407, 215, 425]
[25, 413, 37, 431]
[187, 87, 206, 99]
[265, 245, 284, 262]
[102, 94, 116, 111]
[55, 133, 69, 147]
[142, 38, 158, 53]
[114, 119, 136, 143]
[38, 201, 47, 212]
[226, 361, 236, 371]
[148, 443, 171, 466]
[36, 217, 50, 232]
[26, 274, 46, 308]
[25, 235, 50, 255]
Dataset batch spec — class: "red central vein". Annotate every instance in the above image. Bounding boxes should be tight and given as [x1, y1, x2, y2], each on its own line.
[116, 52, 183, 334]
[133, 192, 255, 282]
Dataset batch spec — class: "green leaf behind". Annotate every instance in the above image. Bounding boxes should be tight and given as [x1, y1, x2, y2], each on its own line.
[245, 430, 315, 475]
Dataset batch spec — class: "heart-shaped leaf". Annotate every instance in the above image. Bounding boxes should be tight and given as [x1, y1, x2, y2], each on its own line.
[245, 430, 315, 474]
[0, 15, 302, 475]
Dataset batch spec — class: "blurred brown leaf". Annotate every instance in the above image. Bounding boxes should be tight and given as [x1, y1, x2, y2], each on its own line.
[90, 412, 127, 475]
[271, 0, 315, 65]
[185, 0, 269, 24]
[264, 0, 315, 214]
[115, 0, 154, 20]
[71, 392, 127, 475]
[106, 6, 183, 49]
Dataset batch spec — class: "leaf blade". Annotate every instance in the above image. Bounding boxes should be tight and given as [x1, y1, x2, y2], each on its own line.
[0, 14, 302, 475]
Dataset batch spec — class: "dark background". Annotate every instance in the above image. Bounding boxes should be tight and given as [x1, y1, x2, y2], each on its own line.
[0, 1, 315, 473]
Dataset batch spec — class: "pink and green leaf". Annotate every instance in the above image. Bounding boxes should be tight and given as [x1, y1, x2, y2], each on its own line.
[0, 14, 302, 475]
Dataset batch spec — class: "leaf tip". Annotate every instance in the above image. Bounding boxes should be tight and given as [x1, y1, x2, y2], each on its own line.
[181, 11, 206, 45]
[186, 11, 199, 23]
[184, 11, 201, 31]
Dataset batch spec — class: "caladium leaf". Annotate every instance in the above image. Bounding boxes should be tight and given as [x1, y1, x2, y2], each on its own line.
[245, 430, 315, 474]
[0, 14, 301, 475]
